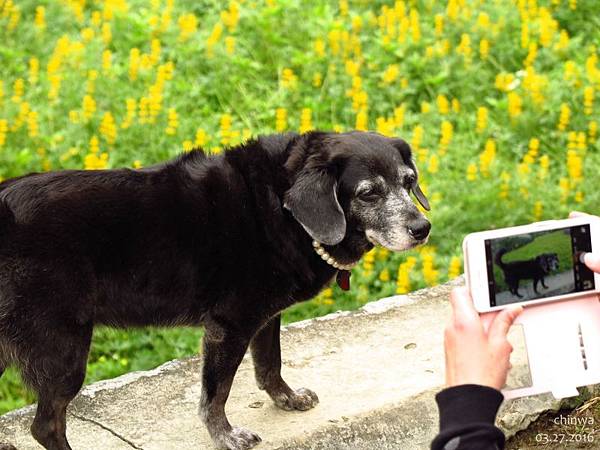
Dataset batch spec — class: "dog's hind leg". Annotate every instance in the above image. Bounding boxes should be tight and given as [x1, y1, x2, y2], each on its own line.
[23, 324, 93, 450]
[251, 314, 318, 412]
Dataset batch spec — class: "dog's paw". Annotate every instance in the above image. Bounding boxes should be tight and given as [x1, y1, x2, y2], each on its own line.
[273, 387, 319, 411]
[215, 426, 262, 450]
[0, 443, 17, 450]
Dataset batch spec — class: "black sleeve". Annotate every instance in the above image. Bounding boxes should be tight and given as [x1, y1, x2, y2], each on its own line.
[430, 384, 506, 450]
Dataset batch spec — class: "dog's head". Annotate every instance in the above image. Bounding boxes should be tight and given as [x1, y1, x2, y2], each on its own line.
[283, 131, 430, 259]
[537, 253, 559, 273]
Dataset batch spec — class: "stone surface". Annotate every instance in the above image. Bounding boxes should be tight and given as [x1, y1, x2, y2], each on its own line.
[0, 277, 594, 449]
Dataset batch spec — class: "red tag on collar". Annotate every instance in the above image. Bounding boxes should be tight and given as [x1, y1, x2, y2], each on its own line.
[336, 270, 351, 291]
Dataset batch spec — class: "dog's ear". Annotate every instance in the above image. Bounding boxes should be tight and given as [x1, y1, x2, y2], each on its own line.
[391, 138, 430, 211]
[284, 137, 346, 246]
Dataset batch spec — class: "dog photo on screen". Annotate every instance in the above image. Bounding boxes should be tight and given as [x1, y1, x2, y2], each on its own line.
[491, 228, 574, 305]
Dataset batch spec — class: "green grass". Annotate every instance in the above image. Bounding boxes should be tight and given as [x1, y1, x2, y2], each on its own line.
[1, 0, 600, 414]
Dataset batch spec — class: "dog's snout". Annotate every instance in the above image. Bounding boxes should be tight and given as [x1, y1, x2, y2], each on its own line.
[407, 219, 431, 241]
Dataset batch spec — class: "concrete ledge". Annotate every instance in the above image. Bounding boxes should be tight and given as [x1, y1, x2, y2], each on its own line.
[1, 278, 595, 449]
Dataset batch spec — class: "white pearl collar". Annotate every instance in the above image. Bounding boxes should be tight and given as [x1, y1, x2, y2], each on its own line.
[312, 240, 356, 270]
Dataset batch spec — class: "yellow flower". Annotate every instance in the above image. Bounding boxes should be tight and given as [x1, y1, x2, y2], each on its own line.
[29, 57, 39, 85]
[355, 109, 368, 131]
[479, 39, 490, 59]
[409, 9, 421, 42]
[150, 39, 161, 66]
[225, 36, 235, 55]
[456, 33, 472, 64]
[220, 113, 232, 145]
[81, 27, 95, 42]
[479, 138, 496, 177]
[439, 120, 453, 155]
[495, 73, 515, 92]
[411, 125, 424, 151]
[102, 23, 112, 45]
[477, 12, 490, 29]
[84, 152, 109, 170]
[195, 128, 208, 147]
[314, 38, 326, 57]
[379, 268, 390, 282]
[584, 86, 594, 115]
[382, 64, 399, 84]
[555, 29, 570, 51]
[275, 108, 287, 132]
[557, 103, 570, 131]
[428, 154, 439, 174]
[12, 78, 24, 103]
[82, 95, 96, 120]
[121, 98, 137, 129]
[436, 95, 449, 115]
[396, 257, 417, 294]
[34, 6, 46, 31]
[434, 14, 444, 36]
[363, 248, 376, 274]
[138, 97, 150, 124]
[206, 22, 224, 57]
[466, 163, 478, 181]
[448, 256, 462, 279]
[339, 0, 348, 16]
[27, 110, 39, 138]
[178, 13, 198, 42]
[566, 149, 582, 185]
[589, 120, 598, 141]
[421, 248, 439, 286]
[299, 108, 313, 133]
[281, 68, 298, 89]
[165, 108, 179, 136]
[539, 154, 550, 178]
[476, 106, 488, 133]
[102, 50, 112, 75]
[129, 48, 140, 81]
[312, 72, 322, 87]
[100, 112, 117, 144]
[221, 1, 240, 31]
[0, 119, 8, 147]
[507, 92, 522, 118]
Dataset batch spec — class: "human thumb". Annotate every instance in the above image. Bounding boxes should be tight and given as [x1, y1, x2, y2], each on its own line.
[584, 253, 600, 274]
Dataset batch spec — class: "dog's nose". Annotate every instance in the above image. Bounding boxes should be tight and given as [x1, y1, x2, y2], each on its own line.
[407, 219, 431, 241]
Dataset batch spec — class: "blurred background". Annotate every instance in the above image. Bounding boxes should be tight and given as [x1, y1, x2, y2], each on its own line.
[1, 0, 598, 414]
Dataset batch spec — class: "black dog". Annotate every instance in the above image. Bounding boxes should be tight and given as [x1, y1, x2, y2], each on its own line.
[495, 248, 559, 298]
[0, 131, 430, 450]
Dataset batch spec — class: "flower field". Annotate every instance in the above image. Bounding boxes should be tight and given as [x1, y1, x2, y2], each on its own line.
[1, 0, 599, 413]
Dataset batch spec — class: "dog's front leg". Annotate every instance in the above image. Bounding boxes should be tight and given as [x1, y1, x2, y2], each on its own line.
[251, 314, 319, 411]
[200, 320, 261, 450]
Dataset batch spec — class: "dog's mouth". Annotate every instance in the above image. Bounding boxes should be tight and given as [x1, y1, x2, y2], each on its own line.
[365, 230, 428, 251]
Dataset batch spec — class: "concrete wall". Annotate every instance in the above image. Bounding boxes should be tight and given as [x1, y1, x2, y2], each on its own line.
[1, 278, 594, 449]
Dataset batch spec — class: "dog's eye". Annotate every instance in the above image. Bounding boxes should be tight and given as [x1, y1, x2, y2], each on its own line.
[357, 188, 381, 202]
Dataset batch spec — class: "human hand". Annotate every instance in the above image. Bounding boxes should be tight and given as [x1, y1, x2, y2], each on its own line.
[444, 286, 523, 390]
[569, 211, 600, 273]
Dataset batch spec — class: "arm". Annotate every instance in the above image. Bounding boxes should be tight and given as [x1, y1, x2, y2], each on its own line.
[431, 287, 522, 450]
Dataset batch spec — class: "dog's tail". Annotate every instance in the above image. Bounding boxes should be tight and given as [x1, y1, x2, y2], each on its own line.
[495, 248, 509, 269]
